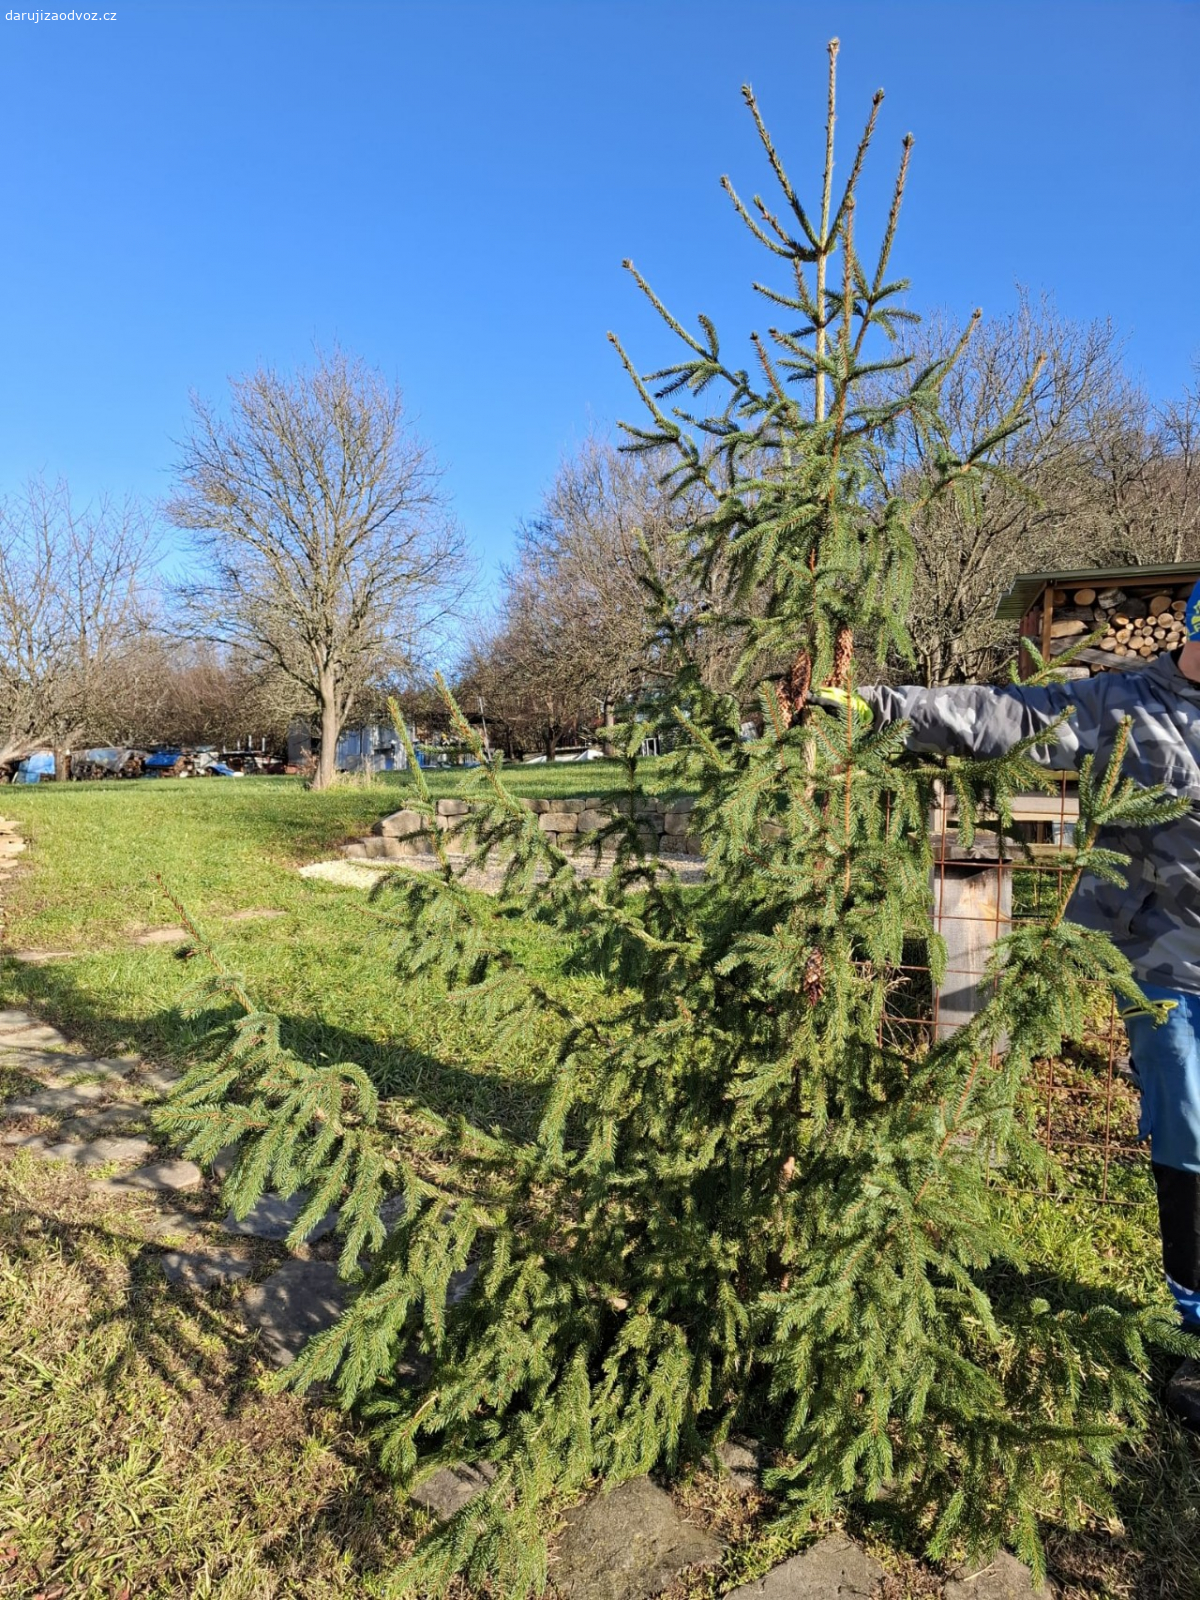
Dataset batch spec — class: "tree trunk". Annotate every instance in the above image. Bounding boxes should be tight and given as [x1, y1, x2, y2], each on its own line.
[314, 678, 340, 791]
[602, 700, 617, 758]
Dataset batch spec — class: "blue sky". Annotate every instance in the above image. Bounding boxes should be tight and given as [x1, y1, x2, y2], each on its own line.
[1, 0, 1197, 603]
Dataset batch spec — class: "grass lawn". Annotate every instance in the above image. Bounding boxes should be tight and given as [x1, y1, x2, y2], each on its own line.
[0, 776, 1197, 1597]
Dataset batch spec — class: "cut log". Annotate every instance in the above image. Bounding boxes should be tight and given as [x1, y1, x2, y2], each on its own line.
[1156, 612, 1175, 627]
[1149, 593, 1173, 614]
[1073, 587, 1097, 605]
[1100, 637, 1117, 651]
[1049, 618, 1086, 638]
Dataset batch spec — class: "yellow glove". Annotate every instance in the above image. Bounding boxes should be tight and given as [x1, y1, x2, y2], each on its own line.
[810, 685, 873, 725]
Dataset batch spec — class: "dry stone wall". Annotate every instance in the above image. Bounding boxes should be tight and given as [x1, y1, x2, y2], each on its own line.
[344, 795, 701, 861]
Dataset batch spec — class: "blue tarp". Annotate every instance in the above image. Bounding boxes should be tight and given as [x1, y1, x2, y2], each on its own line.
[144, 749, 182, 770]
[13, 751, 54, 784]
[209, 762, 239, 777]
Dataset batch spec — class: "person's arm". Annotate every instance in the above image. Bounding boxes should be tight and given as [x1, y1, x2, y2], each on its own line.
[859, 676, 1111, 771]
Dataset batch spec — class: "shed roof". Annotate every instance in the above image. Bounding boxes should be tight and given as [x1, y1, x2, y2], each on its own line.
[995, 561, 1200, 620]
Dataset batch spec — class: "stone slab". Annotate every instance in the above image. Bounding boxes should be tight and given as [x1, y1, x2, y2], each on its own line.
[724, 1534, 883, 1599]
[161, 1248, 254, 1290]
[40, 1136, 155, 1167]
[59, 1106, 151, 1139]
[0, 1049, 81, 1075]
[0, 1010, 34, 1030]
[716, 1438, 763, 1494]
[94, 1159, 204, 1194]
[133, 927, 190, 945]
[553, 1476, 723, 1600]
[945, 1552, 1052, 1600]
[222, 1191, 337, 1242]
[3, 1084, 108, 1117]
[135, 1067, 181, 1097]
[541, 812, 577, 833]
[0, 1025, 71, 1049]
[375, 808, 428, 837]
[410, 1461, 496, 1520]
[138, 1209, 197, 1239]
[237, 1258, 346, 1366]
[72, 1057, 137, 1081]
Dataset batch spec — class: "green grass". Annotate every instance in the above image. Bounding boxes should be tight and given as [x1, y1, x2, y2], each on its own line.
[0, 777, 1197, 1598]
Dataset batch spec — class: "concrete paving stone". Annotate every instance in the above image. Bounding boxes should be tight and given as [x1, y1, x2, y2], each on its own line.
[237, 1258, 346, 1366]
[70, 1057, 136, 1081]
[39, 1136, 155, 1167]
[552, 1477, 723, 1600]
[94, 1159, 204, 1194]
[723, 1534, 883, 1599]
[3, 1083, 108, 1118]
[1, 1134, 48, 1153]
[132, 926, 190, 946]
[944, 1552, 1053, 1600]
[212, 1142, 240, 1178]
[135, 1067, 181, 1097]
[222, 1191, 337, 1242]
[7, 951, 74, 964]
[138, 1209, 198, 1240]
[0, 1025, 72, 1049]
[0, 1048, 79, 1075]
[716, 1438, 763, 1494]
[0, 1009, 35, 1030]
[410, 1462, 497, 1521]
[161, 1248, 254, 1290]
[221, 908, 286, 922]
[59, 1106, 151, 1139]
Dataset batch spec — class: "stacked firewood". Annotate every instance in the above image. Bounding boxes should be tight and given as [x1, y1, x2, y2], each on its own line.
[1046, 582, 1195, 670]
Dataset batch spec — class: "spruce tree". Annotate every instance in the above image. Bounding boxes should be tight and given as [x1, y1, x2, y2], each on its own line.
[162, 43, 1193, 1596]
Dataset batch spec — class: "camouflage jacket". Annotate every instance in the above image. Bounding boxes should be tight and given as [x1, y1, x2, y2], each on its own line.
[864, 652, 1200, 993]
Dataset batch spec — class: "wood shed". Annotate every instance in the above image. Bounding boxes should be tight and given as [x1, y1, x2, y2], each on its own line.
[995, 561, 1200, 679]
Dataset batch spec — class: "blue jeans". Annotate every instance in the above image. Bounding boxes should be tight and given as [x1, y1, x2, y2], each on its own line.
[1122, 983, 1200, 1331]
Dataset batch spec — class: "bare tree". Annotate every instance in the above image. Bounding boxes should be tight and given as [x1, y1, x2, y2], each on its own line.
[875, 292, 1138, 684]
[170, 349, 468, 788]
[103, 635, 303, 750]
[0, 478, 155, 767]
[468, 438, 714, 755]
[1081, 367, 1200, 565]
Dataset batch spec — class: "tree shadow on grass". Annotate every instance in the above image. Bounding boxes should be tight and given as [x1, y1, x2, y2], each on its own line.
[2, 958, 551, 1144]
[0, 1164, 428, 1593]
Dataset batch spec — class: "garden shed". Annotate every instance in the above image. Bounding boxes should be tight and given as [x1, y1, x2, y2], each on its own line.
[996, 560, 1200, 679]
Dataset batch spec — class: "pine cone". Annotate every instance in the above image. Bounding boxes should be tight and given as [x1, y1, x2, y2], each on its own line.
[831, 625, 854, 688]
[773, 680, 794, 731]
[803, 947, 825, 1007]
[786, 649, 812, 715]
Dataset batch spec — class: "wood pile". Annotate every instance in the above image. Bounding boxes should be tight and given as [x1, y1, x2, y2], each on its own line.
[1046, 580, 1195, 671]
[71, 749, 146, 781]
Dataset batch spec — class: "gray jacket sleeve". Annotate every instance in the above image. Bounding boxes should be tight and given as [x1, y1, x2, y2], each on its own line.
[861, 677, 1113, 771]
